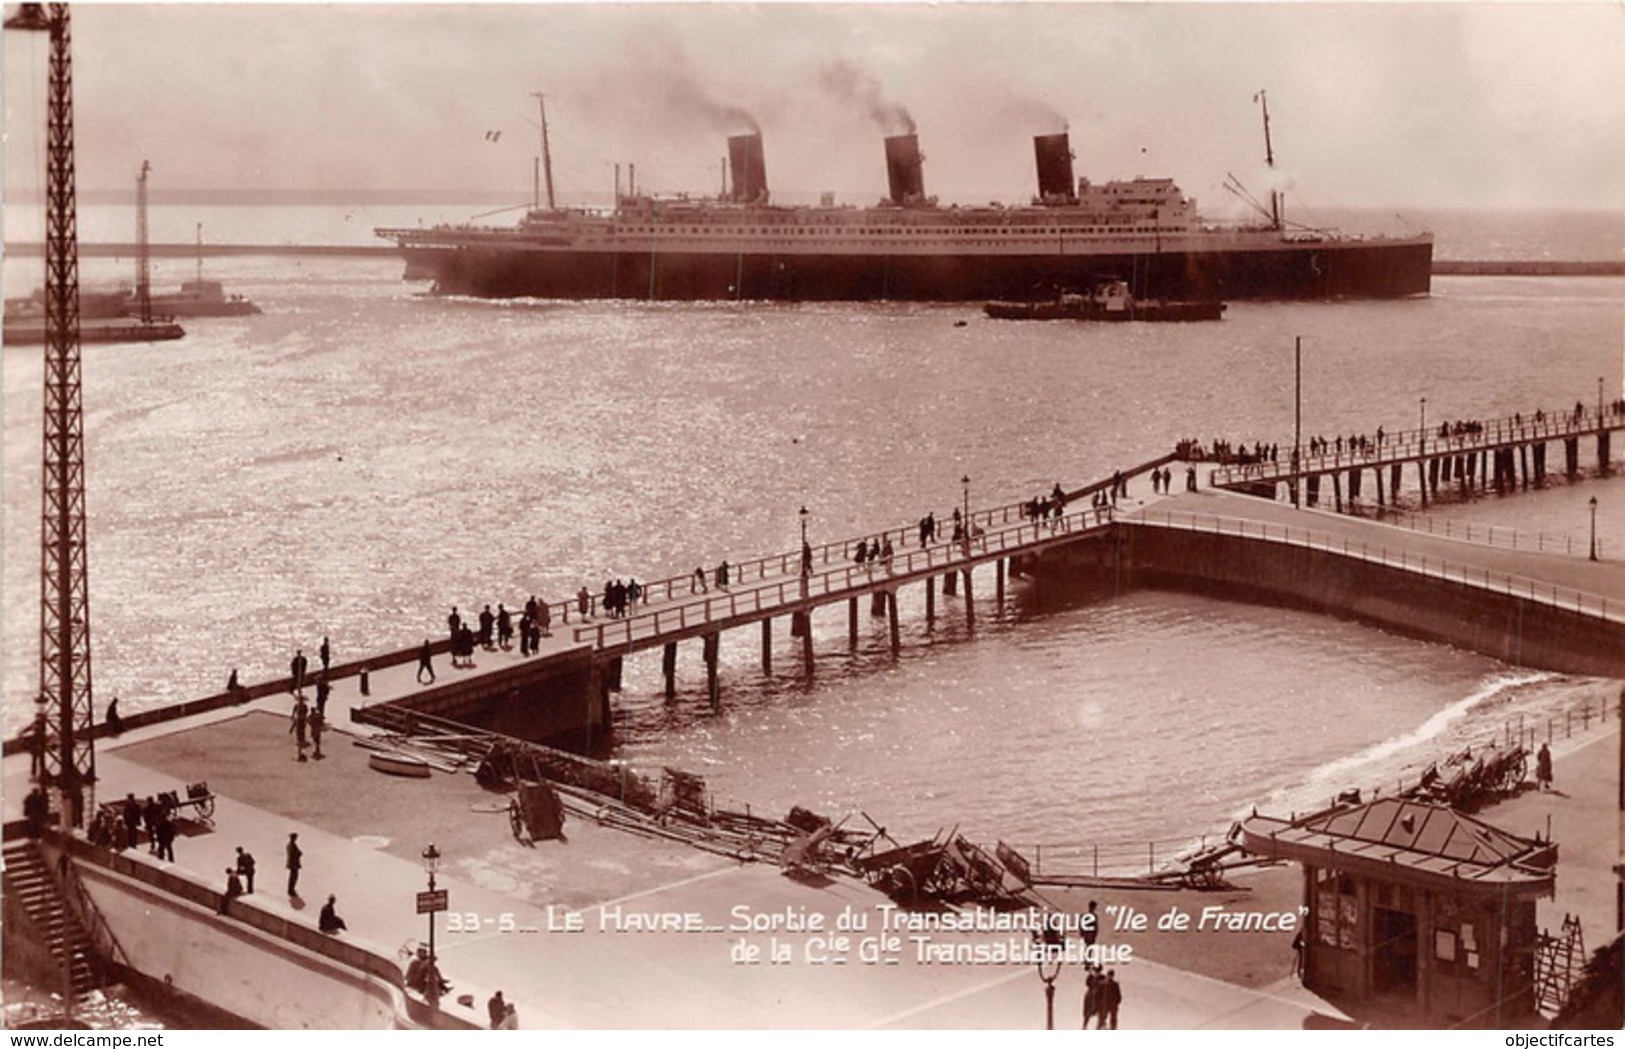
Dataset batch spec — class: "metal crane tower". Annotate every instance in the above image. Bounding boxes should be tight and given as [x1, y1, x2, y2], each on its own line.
[7, 2, 98, 827]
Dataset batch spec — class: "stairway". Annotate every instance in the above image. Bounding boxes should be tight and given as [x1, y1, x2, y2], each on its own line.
[2, 840, 101, 1003]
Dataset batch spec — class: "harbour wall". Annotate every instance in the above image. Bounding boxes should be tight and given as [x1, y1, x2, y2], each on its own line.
[1026, 525, 1624, 679]
[354, 645, 611, 750]
[55, 837, 470, 1029]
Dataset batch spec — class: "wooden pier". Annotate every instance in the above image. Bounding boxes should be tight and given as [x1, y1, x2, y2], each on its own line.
[1206, 403, 1621, 511]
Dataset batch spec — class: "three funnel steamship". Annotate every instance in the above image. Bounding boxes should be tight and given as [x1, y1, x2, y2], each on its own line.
[378, 127, 1433, 303]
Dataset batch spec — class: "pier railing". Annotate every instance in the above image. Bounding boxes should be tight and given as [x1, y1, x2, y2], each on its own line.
[1134, 509, 1622, 626]
[572, 505, 1116, 650]
[1370, 507, 1606, 560]
[1206, 401, 1624, 489]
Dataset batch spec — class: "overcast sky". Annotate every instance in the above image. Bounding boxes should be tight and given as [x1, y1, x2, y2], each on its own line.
[4, 2, 1624, 216]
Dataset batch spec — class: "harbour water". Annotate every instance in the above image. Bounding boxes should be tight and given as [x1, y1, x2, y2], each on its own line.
[3, 208, 1622, 861]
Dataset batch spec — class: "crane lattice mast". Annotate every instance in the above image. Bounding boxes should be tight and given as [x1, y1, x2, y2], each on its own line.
[6, 1, 98, 828]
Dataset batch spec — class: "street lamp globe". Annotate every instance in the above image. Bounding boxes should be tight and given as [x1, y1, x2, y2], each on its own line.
[422, 842, 441, 877]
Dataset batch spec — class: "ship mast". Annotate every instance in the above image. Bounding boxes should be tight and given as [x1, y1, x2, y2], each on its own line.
[531, 92, 556, 211]
[1257, 89, 1281, 230]
[136, 160, 152, 322]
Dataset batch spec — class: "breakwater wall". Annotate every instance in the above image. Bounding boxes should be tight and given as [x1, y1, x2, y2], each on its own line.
[6, 242, 1622, 274]
[1026, 525, 1624, 678]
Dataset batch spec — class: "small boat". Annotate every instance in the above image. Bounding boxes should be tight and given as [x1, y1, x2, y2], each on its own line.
[985, 279, 1226, 322]
[147, 279, 262, 318]
[369, 751, 432, 778]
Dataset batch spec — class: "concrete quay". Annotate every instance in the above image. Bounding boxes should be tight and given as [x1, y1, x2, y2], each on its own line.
[3, 701, 1344, 1029]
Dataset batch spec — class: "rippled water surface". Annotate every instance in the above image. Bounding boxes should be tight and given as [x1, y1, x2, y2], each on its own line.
[4, 243, 1622, 854]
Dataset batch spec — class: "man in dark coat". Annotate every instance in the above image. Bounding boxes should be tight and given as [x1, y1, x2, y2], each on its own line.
[1099, 969, 1122, 1029]
[235, 846, 256, 893]
[318, 894, 347, 934]
[286, 832, 303, 897]
[417, 640, 435, 684]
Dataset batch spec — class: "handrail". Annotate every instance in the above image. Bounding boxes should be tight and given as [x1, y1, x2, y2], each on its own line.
[1131, 509, 1621, 625]
[572, 505, 1118, 650]
[1369, 507, 1605, 560]
[1206, 401, 1624, 489]
[48, 834, 132, 987]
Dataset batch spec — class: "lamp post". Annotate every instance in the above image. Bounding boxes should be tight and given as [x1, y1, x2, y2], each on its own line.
[1035, 927, 1063, 1029]
[1591, 496, 1600, 562]
[798, 505, 811, 583]
[961, 475, 970, 525]
[420, 843, 443, 1005]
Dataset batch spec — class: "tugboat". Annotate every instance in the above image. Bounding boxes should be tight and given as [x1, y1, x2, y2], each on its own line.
[146, 223, 261, 317]
[983, 279, 1226, 322]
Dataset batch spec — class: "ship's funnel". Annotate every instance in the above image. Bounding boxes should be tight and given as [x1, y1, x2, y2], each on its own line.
[1033, 133, 1076, 204]
[727, 133, 768, 203]
[883, 134, 925, 204]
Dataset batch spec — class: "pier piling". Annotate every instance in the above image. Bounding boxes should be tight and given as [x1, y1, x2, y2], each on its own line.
[662, 642, 677, 698]
[849, 597, 859, 649]
[995, 558, 1006, 607]
[1332, 471, 1344, 512]
[943, 570, 958, 597]
[761, 618, 772, 675]
[801, 613, 815, 677]
[1600, 431, 1613, 474]
[703, 632, 720, 710]
[1565, 438, 1579, 478]
[886, 590, 901, 655]
[925, 575, 936, 624]
[962, 569, 975, 631]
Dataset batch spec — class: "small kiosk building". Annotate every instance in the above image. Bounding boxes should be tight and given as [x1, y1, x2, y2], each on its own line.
[1237, 798, 1556, 1027]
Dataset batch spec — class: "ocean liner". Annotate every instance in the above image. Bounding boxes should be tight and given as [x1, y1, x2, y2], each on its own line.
[378, 104, 1432, 303]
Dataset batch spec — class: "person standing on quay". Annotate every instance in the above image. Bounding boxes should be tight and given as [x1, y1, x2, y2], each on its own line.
[290, 695, 309, 759]
[1099, 969, 1121, 1029]
[154, 812, 176, 863]
[538, 599, 551, 639]
[447, 607, 461, 643]
[417, 640, 436, 684]
[290, 649, 308, 694]
[286, 832, 303, 897]
[319, 636, 331, 675]
[1536, 742, 1553, 791]
[236, 846, 256, 893]
[309, 707, 325, 760]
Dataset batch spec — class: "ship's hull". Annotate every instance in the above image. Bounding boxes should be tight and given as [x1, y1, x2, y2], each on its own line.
[399, 237, 1432, 303]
